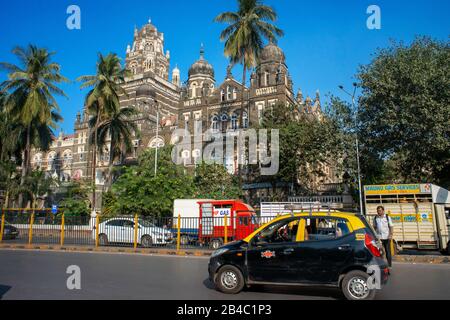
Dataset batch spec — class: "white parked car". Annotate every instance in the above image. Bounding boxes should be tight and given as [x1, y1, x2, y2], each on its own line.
[94, 217, 173, 247]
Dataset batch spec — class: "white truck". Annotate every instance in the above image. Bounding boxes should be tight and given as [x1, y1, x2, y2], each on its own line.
[364, 184, 450, 254]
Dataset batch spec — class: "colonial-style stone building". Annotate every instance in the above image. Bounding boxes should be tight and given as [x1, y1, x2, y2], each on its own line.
[30, 20, 336, 209]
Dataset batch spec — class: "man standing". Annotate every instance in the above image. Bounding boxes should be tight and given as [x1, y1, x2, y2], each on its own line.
[373, 206, 394, 267]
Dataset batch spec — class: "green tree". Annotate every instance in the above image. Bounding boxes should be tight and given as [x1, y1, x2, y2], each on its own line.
[251, 102, 344, 195]
[194, 163, 242, 199]
[0, 159, 20, 208]
[0, 45, 66, 203]
[59, 181, 90, 216]
[90, 105, 139, 186]
[357, 37, 450, 187]
[78, 53, 128, 210]
[104, 147, 196, 217]
[215, 0, 283, 130]
[11, 170, 56, 209]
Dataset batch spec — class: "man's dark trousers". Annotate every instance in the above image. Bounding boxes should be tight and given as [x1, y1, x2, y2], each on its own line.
[381, 239, 392, 267]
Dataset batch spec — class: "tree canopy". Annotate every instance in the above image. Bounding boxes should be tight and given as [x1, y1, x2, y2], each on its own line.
[357, 37, 450, 187]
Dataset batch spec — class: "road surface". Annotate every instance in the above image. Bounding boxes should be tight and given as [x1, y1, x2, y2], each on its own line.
[0, 250, 449, 300]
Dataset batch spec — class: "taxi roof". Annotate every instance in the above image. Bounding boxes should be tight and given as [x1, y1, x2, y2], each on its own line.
[244, 211, 367, 243]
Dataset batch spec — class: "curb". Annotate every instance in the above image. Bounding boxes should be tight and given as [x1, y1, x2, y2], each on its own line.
[1, 244, 448, 264]
[394, 254, 450, 264]
[0, 243, 213, 257]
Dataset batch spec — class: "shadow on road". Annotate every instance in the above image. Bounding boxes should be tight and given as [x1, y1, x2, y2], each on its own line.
[203, 278, 343, 300]
[0, 285, 12, 300]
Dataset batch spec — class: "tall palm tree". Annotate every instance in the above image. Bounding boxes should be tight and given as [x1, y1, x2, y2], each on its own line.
[0, 45, 67, 205]
[215, 0, 283, 126]
[215, 0, 283, 179]
[90, 106, 139, 187]
[77, 53, 128, 211]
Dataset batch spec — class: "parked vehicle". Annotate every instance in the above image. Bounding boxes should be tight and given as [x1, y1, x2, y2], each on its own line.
[1, 222, 19, 240]
[209, 211, 390, 300]
[173, 200, 259, 249]
[364, 184, 450, 254]
[94, 217, 173, 247]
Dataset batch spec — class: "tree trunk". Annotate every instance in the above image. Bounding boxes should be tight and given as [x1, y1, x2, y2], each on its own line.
[19, 124, 31, 208]
[91, 114, 100, 212]
[238, 61, 247, 182]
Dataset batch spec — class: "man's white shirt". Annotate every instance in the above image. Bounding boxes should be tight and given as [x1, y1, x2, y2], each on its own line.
[375, 215, 393, 240]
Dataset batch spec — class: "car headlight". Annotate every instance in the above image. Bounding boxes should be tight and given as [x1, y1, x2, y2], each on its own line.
[211, 248, 229, 258]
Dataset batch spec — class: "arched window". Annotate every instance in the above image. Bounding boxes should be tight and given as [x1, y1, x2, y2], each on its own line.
[221, 113, 229, 131]
[242, 111, 249, 129]
[47, 152, 57, 170]
[34, 153, 43, 168]
[144, 43, 154, 52]
[130, 62, 138, 75]
[63, 150, 73, 166]
[144, 59, 152, 71]
[233, 87, 237, 100]
[231, 114, 238, 130]
[227, 86, 232, 100]
[221, 89, 225, 102]
[191, 82, 198, 98]
[211, 115, 219, 131]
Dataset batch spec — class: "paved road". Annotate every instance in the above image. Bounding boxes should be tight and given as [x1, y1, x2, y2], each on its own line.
[0, 250, 449, 300]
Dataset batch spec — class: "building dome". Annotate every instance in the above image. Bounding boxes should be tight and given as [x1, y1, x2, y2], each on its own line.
[188, 46, 215, 78]
[136, 84, 156, 98]
[261, 42, 285, 62]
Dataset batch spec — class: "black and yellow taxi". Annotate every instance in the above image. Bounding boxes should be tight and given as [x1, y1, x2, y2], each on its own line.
[208, 211, 390, 300]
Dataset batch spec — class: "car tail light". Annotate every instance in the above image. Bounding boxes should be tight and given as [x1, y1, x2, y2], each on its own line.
[365, 233, 382, 257]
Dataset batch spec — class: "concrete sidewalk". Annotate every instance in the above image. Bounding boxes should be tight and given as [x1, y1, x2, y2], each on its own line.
[0, 243, 449, 264]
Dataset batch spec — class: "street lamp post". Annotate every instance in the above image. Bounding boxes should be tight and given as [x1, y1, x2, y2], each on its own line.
[339, 84, 364, 216]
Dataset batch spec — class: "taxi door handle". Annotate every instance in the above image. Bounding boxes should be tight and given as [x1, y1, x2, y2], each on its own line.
[338, 245, 351, 251]
[283, 248, 294, 255]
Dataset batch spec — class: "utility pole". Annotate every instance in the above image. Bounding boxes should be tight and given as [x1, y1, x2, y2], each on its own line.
[339, 83, 364, 215]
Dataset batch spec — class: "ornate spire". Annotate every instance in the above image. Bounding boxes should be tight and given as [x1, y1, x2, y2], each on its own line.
[200, 43, 205, 60]
[296, 88, 303, 102]
[226, 64, 233, 79]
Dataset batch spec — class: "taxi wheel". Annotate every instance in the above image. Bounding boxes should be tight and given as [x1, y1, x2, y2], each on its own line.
[341, 270, 376, 300]
[215, 265, 244, 294]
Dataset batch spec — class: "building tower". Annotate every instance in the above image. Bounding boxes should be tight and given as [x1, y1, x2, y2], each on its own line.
[187, 44, 215, 98]
[172, 65, 180, 87]
[125, 19, 171, 80]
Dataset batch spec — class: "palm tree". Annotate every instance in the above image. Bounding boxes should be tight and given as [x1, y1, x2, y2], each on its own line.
[89, 106, 139, 187]
[215, 0, 283, 126]
[0, 45, 67, 205]
[77, 53, 128, 211]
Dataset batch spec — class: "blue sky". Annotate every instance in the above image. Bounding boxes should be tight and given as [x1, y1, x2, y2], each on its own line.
[1, 0, 449, 134]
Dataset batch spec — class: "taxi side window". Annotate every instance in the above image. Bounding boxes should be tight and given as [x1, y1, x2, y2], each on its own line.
[255, 219, 301, 244]
[302, 218, 350, 242]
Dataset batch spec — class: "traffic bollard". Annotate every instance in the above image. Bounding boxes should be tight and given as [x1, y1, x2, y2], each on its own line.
[28, 212, 35, 245]
[0, 209, 5, 243]
[95, 215, 100, 247]
[224, 215, 228, 245]
[60, 214, 65, 246]
[134, 214, 138, 249]
[176, 214, 181, 252]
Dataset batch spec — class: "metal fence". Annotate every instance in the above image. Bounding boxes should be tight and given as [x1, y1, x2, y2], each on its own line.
[0, 209, 279, 251]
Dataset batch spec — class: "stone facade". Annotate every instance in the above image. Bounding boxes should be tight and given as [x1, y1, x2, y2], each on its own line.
[30, 20, 337, 208]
